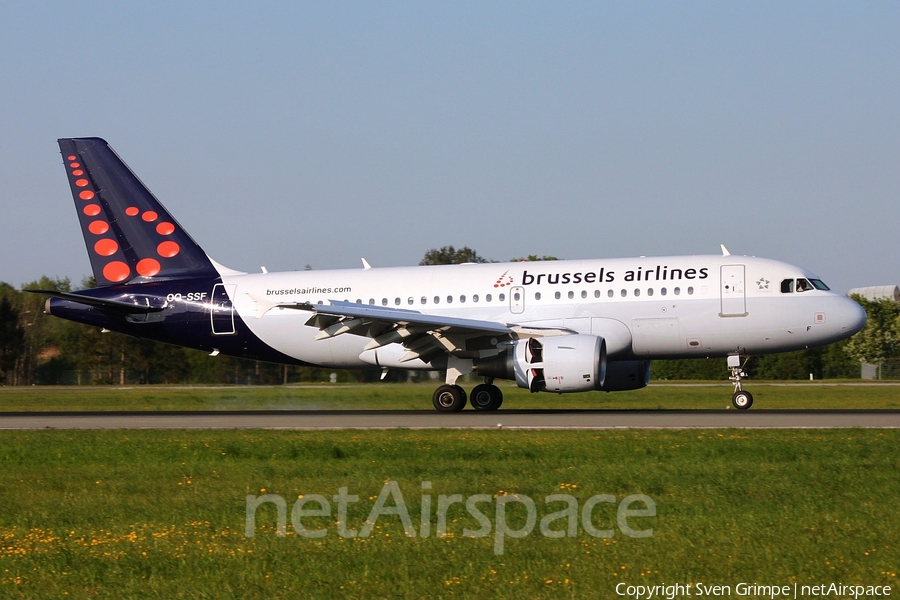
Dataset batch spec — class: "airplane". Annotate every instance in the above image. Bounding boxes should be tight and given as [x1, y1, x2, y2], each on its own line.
[32, 137, 867, 411]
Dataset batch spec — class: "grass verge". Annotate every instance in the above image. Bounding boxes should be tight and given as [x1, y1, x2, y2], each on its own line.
[0, 429, 896, 598]
[0, 381, 899, 412]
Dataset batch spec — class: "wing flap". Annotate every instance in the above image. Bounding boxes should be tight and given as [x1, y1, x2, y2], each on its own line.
[285, 301, 513, 335]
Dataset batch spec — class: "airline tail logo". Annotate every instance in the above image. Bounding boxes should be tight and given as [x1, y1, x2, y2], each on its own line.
[60, 138, 218, 286]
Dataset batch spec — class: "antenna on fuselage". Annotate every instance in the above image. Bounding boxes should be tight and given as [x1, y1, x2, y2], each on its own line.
[720, 244, 731, 256]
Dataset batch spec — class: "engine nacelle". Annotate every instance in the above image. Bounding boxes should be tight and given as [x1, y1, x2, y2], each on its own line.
[597, 360, 651, 391]
[475, 335, 607, 393]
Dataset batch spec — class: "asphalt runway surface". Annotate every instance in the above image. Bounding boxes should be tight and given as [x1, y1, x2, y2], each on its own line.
[1, 409, 899, 430]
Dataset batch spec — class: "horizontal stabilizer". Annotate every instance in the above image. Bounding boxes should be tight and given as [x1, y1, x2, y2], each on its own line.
[26, 289, 166, 313]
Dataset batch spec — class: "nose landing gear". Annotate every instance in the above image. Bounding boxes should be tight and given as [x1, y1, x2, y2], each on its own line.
[728, 354, 753, 410]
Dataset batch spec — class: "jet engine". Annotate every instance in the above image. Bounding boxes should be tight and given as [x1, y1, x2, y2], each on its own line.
[475, 335, 607, 393]
[597, 360, 652, 391]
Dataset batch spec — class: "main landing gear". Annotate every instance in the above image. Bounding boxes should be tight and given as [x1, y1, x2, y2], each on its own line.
[728, 354, 753, 410]
[432, 381, 503, 412]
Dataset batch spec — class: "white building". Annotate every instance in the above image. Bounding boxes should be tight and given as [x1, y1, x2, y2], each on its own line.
[847, 285, 900, 302]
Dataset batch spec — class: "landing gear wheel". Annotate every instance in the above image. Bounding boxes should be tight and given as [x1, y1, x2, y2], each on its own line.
[732, 390, 753, 410]
[470, 384, 503, 411]
[433, 384, 467, 412]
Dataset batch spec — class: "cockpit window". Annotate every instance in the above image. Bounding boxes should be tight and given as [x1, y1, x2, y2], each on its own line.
[781, 278, 830, 293]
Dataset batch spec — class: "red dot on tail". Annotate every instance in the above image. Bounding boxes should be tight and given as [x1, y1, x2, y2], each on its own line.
[94, 238, 119, 257]
[79, 190, 95, 200]
[75, 179, 89, 187]
[67, 155, 76, 161]
[157, 241, 180, 258]
[156, 222, 175, 235]
[83, 204, 101, 216]
[70, 162, 80, 168]
[142, 211, 158, 222]
[125, 207, 139, 216]
[136, 258, 161, 277]
[88, 221, 109, 235]
[72, 169, 84, 176]
[103, 261, 130, 283]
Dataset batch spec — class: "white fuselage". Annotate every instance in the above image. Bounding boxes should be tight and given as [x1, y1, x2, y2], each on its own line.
[217, 254, 865, 369]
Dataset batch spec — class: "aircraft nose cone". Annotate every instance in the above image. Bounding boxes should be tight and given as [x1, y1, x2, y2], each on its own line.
[839, 297, 867, 337]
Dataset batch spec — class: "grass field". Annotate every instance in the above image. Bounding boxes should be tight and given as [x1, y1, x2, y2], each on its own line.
[0, 428, 897, 598]
[1, 381, 899, 412]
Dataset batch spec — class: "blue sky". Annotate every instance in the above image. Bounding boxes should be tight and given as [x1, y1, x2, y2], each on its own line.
[2, 2, 897, 293]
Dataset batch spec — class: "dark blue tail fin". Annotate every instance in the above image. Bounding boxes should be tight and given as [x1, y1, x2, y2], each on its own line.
[59, 137, 219, 285]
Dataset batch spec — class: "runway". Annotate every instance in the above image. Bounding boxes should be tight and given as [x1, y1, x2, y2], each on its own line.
[1, 409, 899, 430]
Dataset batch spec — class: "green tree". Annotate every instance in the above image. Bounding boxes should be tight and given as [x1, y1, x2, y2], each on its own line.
[0, 295, 25, 383]
[11, 278, 74, 384]
[510, 255, 559, 262]
[819, 341, 861, 379]
[420, 246, 488, 265]
[843, 296, 900, 366]
[651, 358, 723, 380]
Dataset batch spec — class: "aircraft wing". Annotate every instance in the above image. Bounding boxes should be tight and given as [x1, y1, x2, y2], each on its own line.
[283, 301, 571, 364]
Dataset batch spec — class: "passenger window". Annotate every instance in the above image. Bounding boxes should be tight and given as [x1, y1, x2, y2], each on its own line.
[568, 291, 574, 300]
[460, 295, 466, 303]
[781, 279, 794, 293]
[421, 297, 427, 305]
[621, 289, 627, 297]
[687, 287, 694, 295]
[594, 290, 601, 298]
[434, 296, 440, 304]
[395, 298, 401, 306]
[369, 299, 375, 305]
[535, 292, 542, 301]
[473, 294, 479, 302]
[674, 287, 680, 296]
[486, 294, 492, 302]
[555, 291, 561, 300]
[582, 290, 587, 299]
[382, 298, 388, 306]
[634, 289, 641, 297]
[647, 288, 654, 297]
[447, 296, 453, 304]
[608, 290, 614, 298]
[499, 293, 506, 302]
[661, 288, 667, 296]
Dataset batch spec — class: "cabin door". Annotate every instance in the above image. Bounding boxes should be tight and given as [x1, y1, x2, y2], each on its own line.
[211, 283, 237, 335]
[719, 265, 747, 317]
